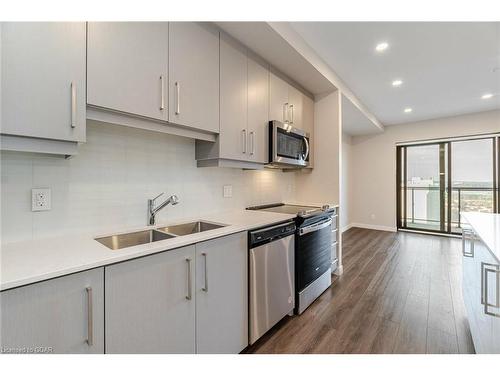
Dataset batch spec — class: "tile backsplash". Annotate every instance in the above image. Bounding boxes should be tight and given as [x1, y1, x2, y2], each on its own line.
[1, 122, 296, 243]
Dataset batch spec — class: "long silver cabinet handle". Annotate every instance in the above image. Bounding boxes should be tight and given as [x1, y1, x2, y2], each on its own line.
[202, 252, 208, 292]
[175, 81, 181, 115]
[250, 131, 255, 155]
[462, 229, 474, 257]
[289, 104, 294, 124]
[160, 75, 165, 110]
[86, 287, 93, 346]
[185, 258, 192, 300]
[482, 262, 500, 317]
[70, 82, 76, 129]
[242, 129, 247, 154]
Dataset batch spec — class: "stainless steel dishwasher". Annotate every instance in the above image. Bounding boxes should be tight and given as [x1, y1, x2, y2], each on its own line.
[248, 220, 296, 345]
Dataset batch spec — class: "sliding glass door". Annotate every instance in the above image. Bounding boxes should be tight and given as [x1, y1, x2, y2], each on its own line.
[397, 135, 499, 235]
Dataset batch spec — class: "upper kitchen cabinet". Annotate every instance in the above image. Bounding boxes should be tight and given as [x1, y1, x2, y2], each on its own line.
[269, 71, 314, 133]
[247, 52, 269, 164]
[87, 22, 169, 121]
[269, 73, 290, 124]
[288, 85, 304, 128]
[169, 23, 220, 133]
[195, 33, 268, 168]
[218, 32, 248, 162]
[269, 71, 314, 168]
[1, 22, 86, 154]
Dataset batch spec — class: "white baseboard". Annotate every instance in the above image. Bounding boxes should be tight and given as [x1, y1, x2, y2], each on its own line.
[349, 223, 397, 233]
[340, 223, 353, 233]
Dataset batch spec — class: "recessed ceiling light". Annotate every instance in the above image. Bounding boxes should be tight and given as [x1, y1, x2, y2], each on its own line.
[392, 80, 403, 87]
[375, 42, 389, 52]
[481, 93, 493, 99]
[404, 108, 413, 113]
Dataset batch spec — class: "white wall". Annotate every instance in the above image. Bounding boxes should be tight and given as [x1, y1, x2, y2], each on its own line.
[0, 122, 296, 244]
[295, 90, 341, 205]
[340, 132, 353, 231]
[350, 109, 500, 231]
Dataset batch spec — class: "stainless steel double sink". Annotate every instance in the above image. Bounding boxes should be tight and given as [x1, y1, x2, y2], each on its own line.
[95, 221, 227, 250]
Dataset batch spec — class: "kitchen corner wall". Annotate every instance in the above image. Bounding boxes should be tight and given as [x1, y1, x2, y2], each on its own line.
[340, 132, 353, 232]
[295, 90, 341, 205]
[1, 122, 297, 244]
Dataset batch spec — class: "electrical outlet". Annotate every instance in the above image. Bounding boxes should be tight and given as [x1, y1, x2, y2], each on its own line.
[32, 188, 51, 211]
[223, 185, 233, 198]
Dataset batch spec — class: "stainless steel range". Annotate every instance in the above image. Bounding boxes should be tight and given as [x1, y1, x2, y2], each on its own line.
[247, 203, 338, 314]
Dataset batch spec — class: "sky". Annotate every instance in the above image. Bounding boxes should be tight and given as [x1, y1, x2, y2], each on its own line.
[406, 139, 494, 185]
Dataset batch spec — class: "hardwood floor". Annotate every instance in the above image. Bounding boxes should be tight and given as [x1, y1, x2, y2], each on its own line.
[245, 228, 475, 354]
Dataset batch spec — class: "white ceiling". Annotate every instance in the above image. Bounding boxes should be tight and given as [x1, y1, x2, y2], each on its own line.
[290, 22, 500, 125]
[342, 94, 382, 136]
[216, 22, 335, 95]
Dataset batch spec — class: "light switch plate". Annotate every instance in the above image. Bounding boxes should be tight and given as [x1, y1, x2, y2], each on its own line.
[32, 188, 51, 211]
[223, 185, 233, 198]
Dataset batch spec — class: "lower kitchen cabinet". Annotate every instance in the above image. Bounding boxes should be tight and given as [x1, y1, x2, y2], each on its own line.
[105, 245, 196, 354]
[195, 232, 248, 353]
[0, 268, 104, 354]
[105, 232, 248, 354]
[462, 229, 500, 353]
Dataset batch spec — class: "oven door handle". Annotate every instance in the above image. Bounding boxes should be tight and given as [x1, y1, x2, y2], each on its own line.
[299, 219, 332, 236]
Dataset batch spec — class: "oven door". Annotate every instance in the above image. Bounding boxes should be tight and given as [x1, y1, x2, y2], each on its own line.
[270, 121, 309, 167]
[296, 218, 332, 292]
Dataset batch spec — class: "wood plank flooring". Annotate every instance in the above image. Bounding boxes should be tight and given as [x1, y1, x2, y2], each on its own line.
[245, 228, 475, 354]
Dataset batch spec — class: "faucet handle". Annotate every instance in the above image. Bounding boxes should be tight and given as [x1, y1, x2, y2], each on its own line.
[152, 192, 164, 202]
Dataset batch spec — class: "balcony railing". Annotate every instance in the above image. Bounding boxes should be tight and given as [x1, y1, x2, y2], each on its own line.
[403, 186, 496, 230]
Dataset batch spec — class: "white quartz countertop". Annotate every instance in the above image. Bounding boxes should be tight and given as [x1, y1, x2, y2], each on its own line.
[463, 212, 500, 262]
[0, 210, 295, 291]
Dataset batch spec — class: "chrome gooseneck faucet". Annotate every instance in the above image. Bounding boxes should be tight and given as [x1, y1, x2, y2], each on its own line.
[148, 193, 179, 225]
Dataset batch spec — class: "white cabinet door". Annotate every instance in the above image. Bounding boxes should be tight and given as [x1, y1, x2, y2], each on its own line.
[105, 246, 196, 354]
[195, 232, 248, 354]
[87, 22, 168, 121]
[269, 72, 289, 123]
[1, 22, 86, 142]
[169, 22, 219, 133]
[463, 230, 500, 354]
[247, 54, 269, 164]
[491, 264, 500, 353]
[0, 268, 104, 354]
[475, 239, 499, 353]
[288, 85, 304, 129]
[219, 33, 247, 161]
[463, 230, 483, 350]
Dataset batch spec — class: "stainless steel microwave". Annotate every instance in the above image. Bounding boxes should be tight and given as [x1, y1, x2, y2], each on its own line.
[268, 121, 310, 168]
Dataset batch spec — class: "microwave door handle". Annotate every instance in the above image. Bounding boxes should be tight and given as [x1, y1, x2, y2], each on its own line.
[303, 137, 310, 161]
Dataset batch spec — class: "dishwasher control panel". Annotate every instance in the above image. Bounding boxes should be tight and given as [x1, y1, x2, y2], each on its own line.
[249, 221, 296, 248]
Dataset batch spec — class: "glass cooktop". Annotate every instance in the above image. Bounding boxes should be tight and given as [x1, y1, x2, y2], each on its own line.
[247, 203, 321, 215]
